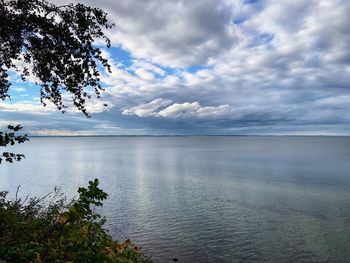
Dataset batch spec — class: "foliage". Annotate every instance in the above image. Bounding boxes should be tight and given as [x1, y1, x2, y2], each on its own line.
[0, 0, 113, 116]
[0, 125, 28, 164]
[0, 0, 114, 162]
[0, 179, 152, 263]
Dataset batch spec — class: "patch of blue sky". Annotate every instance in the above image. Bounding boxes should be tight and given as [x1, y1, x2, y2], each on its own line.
[8, 86, 39, 103]
[153, 64, 180, 80]
[247, 33, 274, 48]
[109, 46, 133, 68]
[187, 65, 213, 73]
[233, 16, 248, 25]
[107, 45, 215, 81]
[243, 0, 258, 5]
[242, 0, 264, 11]
[108, 45, 215, 80]
[132, 60, 177, 79]
[160, 66, 176, 75]
[6, 72, 39, 103]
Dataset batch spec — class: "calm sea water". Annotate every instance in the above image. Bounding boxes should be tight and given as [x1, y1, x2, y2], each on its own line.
[1, 136, 350, 262]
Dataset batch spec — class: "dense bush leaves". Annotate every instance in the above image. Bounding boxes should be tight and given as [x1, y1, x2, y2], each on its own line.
[0, 179, 152, 263]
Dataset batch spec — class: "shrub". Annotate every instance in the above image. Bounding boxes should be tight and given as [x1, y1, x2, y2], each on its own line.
[0, 179, 152, 263]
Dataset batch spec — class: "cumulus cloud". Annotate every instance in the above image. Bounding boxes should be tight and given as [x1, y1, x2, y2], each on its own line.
[158, 102, 232, 119]
[54, 0, 238, 67]
[123, 99, 262, 121]
[123, 100, 230, 118]
[122, 98, 172, 117]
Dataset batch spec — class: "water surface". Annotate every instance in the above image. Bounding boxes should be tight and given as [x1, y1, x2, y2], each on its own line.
[1, 136, 350, 262]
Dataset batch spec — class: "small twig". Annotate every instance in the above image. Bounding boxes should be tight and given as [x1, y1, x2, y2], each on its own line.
[20, 193, 30, 206]
[15, 185, 21, 202]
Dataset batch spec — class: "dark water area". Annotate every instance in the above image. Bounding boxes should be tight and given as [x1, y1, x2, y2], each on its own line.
[1, 136, 350, 262]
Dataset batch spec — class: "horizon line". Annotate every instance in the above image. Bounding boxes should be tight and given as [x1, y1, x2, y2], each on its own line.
[27, 134, 350, 138]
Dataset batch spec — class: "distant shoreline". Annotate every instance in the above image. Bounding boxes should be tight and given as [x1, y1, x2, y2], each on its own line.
[28, 135, 350, 138]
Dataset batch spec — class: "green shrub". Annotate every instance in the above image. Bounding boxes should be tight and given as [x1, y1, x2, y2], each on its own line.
[0, 179, 152, 263]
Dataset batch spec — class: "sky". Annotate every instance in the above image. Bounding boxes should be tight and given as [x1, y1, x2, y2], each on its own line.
[1, 0, 350, 135]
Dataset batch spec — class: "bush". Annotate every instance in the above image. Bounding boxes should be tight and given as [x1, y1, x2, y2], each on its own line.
[0, 179, 152, 263]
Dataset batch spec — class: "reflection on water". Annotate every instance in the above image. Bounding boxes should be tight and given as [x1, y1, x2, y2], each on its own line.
[1, 136, 350, 262]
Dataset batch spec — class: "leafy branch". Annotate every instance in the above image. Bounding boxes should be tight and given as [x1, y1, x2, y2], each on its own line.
[0, 0, 115, 165]
[0, 125, 29, 164]
[1, 0, 114, 117]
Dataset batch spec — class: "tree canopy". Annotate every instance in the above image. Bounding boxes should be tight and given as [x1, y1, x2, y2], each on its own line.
[0, 0, 114, 163]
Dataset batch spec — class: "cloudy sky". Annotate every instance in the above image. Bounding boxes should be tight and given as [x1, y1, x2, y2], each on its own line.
[2, 0, 350, 135]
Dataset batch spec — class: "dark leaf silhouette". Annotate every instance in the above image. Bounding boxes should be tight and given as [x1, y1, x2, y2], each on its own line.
[0, 0, 114, 163]
[0, 125, 28, 164]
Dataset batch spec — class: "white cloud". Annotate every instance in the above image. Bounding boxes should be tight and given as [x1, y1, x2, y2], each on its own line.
[12, 87, 26, 92]
[158, 102, 202, 118]
[122, 98, 173, 117]
[124, 99, 239, 120]
[54, 0, 239, 67]
[0, 101, 55, 114]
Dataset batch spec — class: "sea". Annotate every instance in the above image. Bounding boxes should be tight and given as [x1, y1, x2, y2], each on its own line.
[1, 136, 350, 263]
